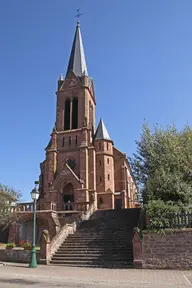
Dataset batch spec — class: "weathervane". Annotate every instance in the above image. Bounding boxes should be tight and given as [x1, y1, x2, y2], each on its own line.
[75, 9, 82, 22]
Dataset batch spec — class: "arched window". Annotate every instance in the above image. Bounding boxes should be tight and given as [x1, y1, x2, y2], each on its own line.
[107, 143, 109, 150]
[72, 97, 78, 129]
[64, 99, 70, 130]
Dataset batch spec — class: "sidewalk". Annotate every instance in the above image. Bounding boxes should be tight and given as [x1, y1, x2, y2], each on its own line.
[0, 262, 192, 287]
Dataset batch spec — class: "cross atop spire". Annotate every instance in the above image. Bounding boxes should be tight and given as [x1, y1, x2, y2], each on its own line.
[75, 9, 82, 24]
[65, 14, 88, 78]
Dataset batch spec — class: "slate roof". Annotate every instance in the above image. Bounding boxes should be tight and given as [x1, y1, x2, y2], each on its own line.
[66, 21, 88, 78]
[95, 118, 111, 141]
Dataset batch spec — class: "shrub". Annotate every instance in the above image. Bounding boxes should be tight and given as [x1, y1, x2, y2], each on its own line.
[6, 243, 16, 249]
[145, 200, 180, 229]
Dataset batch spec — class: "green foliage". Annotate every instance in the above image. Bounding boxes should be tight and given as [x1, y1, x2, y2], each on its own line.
[0, 183, 21, 226]
[130, 123, 192, 206]
[6, 243, 16, 249]
[145, 200, 180, 229]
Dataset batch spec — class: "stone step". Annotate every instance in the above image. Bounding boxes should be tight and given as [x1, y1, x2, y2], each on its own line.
[60, 247, 132, 251]
[71, 232, 132, 235]
[64, 237, 133, 241]
[55, 250, 133, 255]
[52, 254, 132, 260]
[68, 234, 133, 237]
[61, 241, 132, 245]
[60, 245, 132, 249]
[66, 235, 133, 239]
[64, 238, 132, 245]
[50, 259, 133, 268]
[50, 262, 133, 268]
[74, 232, 133, 235]
[56, 248, 133, 254]
[77, 229, 134, 232]
[70, 232, 133, 234]
[66, 238, 132, 241]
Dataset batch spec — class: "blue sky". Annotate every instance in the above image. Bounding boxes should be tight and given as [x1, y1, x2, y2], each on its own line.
[1, 0, 192, 201]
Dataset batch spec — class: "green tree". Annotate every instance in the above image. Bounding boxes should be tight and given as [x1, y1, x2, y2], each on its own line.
[0, 183, 21, 226]
[130, 123, 192, 207]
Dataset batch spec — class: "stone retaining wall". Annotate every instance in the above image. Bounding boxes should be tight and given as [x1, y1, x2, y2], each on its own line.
[142, 229, 192, 269]
[0, 249, 40, 263]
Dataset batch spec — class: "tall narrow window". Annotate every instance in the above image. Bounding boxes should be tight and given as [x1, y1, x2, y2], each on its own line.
[99, 143, 101, 150]
[72, 97, 78, 129]
[89, 101, 93, 128]
[75, 135, 78, 146]
[64, 99, 70, 130]
[69, 136, 71, 147]
[99, 197, 103, 204]
[107, 158, 109, 164]
[108, 174, 110, 180]
[62, 137, 65, 147]
[99, 160, 101, 167]
[107, 143, 109, 150]
[100, 176, 102, 182]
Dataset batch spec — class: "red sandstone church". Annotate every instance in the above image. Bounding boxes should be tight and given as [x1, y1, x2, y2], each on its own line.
[9, 21, 138, 243]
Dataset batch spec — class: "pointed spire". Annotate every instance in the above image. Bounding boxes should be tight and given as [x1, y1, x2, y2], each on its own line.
[95, 118, 111, 141]
[66, 22, 88, 78]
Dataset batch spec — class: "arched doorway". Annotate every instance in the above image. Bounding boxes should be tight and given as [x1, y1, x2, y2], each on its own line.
[63, 183, 74, 211]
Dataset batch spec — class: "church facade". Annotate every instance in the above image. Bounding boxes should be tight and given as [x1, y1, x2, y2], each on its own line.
[37, 21, 138, 212]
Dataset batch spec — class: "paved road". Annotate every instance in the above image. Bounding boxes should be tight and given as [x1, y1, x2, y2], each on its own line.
[0, 263, 192, 288]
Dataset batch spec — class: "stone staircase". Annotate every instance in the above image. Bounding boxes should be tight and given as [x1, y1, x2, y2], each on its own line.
[50, 208, 141, 268]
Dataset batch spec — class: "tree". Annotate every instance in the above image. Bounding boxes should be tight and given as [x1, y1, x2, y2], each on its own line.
[0, 183, 21, 226]
[130, 122, 192, 208]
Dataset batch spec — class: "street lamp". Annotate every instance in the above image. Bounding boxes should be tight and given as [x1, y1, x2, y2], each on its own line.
[29, 184, 39, 268]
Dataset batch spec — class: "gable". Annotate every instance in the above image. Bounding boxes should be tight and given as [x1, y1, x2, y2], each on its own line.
[53, 164, 83, 190]
[61, 71, 82, 90]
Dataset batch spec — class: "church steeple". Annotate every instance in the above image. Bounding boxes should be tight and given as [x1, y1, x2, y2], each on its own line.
[95, 118, 111, 141]
[66, 21, 88, 78]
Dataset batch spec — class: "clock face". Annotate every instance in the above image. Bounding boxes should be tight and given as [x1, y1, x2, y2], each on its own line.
[67, 159, 76, 170]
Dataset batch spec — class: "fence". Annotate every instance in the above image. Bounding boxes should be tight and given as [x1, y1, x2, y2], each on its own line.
[137, 210, 192, 231]
[167, 211, 192, 229]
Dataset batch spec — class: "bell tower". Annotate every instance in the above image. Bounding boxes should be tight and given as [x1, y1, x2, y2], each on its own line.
[39, 21, 97, 211]
[55, 21, 96, 135]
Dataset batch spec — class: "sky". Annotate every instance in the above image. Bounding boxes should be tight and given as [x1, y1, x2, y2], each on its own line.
[1, 0, 192, 201]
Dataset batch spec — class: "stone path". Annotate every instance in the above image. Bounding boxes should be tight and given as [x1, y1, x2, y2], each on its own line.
[0, 263, 191, 287]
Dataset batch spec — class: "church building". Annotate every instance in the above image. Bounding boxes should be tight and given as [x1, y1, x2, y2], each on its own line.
[7, 21, 139, 245]
[37, 21, 137, 212]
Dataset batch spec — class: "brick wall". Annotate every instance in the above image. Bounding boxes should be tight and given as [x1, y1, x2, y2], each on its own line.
[142, 229, 192, 269]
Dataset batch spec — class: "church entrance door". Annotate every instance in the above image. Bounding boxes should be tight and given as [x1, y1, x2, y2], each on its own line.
[63, 183, 74, 211]
[115, 198, 122, 210]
